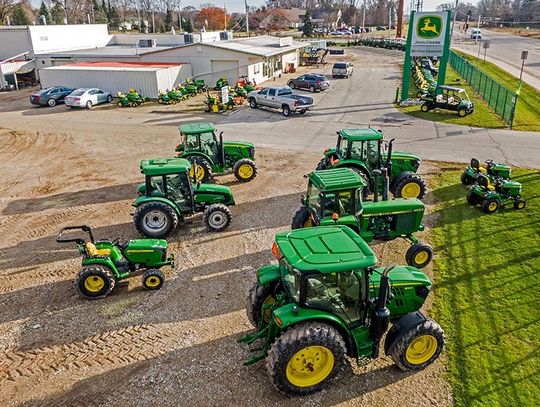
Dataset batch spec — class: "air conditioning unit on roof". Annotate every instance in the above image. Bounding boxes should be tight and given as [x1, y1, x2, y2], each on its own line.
[138, 39, 157, 48]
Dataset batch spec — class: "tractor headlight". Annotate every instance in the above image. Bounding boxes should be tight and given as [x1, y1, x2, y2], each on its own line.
[411, 159, 420, 171]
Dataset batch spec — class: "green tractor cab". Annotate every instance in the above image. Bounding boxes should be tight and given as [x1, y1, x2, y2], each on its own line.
[317, 128, 426, 199]
[461, 157, 511, 186]
[240, 226, 445, 396]
[420, 85, 474, 117]
[56, 225, 174, 299]
[133, 158, 235, 238]
[292, 167, 432, 268]
[175, 122, 257, 183]
[467, 173, 526, 214]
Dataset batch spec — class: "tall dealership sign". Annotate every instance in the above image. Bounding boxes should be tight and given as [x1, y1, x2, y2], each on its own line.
[400, 10, 452, 102]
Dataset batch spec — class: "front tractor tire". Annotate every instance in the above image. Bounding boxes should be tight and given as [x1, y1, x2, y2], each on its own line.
[246, 282, 276, 327]
[393, 173, 426, 199]
[142, 269, 165, 290]
[291, 206, 314, 229]
[75, 265, 116, 300]
[233, 159, 257, 182]
[420, 103, 430, 112]
[188, 156, 212, 183]
[203, 203, 232, 232]
[266, 322, 347, 396]
[482, 198, 500, 214]
[405, 243, 433, 269]
[134, 201, 179, 238]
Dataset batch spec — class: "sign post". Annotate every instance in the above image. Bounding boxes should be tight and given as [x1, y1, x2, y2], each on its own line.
[221, 86, 229, 105]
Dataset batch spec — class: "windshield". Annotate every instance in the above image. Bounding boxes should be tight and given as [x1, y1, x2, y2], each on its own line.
[322, 191, 355, 216]
[281, 260, 301, 302]
[70, 89, 86, 96]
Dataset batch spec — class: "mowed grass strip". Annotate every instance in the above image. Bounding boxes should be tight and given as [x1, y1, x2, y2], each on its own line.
[430, 163, 540, 406]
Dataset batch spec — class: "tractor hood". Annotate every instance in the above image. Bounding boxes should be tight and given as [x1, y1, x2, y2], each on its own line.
[370, 265, 431, 288]
[194, 183, 235, 205]
[224, 141, 255, 149]
[382, 151, 420, 162]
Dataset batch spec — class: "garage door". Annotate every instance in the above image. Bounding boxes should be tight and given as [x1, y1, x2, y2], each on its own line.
[210, 60, 239, 87]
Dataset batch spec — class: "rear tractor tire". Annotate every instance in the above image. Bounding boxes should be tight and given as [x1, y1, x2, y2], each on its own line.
[187, 156, 212, 183]
[461, 172, 474, 186]
[420, 103, 430, 112]
[458, 108, 467, 117]
[233, 158, 257, 182]
[203, 203, 232, 232]
[393, 173, 426, 199]
[291, 206, 314, 229]
[405, 243, 433, 269]
[75, 265, 116, 300]
[133, 201, 179, 238]
[315, 158, 328, 171]
[246, 282, 276, 327]
[142, 269, 165, 290]
[466, 189, 480, 205]
[266, 322, 347, 396]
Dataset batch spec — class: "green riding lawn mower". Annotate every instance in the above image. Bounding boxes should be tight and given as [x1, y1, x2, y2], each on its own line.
[175, 122, 257, 183]
[316, 128, 426, 200]
[466, 173, 526, 214]
[116, 89, 149, 107]
[292, 168, 433, 268]
[461, 158, 511, 186]
[133, 158, 235, 238]
[239, 226, 445, 396]
[57, 225, 174, 299]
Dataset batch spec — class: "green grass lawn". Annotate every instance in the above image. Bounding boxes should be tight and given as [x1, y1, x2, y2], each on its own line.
[431, 164, 540, 406]
[452, 50, 540, 132]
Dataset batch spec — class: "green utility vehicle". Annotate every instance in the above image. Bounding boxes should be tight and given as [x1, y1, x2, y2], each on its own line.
[292, 168, 432, 268]
[133, 158, 235, 238]
[466, 173, 526, 214]
[461, 158, 511, 186]
[316, 128, 426, 199]
[57, 225, 174, 299]
[420, 85, 474, 117]
[175, 122, 257, 183]
[240, 226, 445, 396]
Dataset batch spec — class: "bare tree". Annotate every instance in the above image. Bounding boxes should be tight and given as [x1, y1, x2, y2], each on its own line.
[1, 0, 19, 23]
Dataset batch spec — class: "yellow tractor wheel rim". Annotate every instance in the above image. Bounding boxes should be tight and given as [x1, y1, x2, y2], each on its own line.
[262, 296, 276, 322]
[286, 346, 334, 387]
[518, 201, 525, 209]
[189, 164, 205, 181]
[401, 182, 421, 198]
[145, 276, 161, 288]
[303, 217, 313, 227]
[414, 250, 429, 266]
[405, 335, 438, 364]
[237, 164, 254, 179]
[488, 201, 498, 211]
[84, 276, 105, 293]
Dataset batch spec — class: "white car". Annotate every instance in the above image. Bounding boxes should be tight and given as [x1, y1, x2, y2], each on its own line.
[65, 88, 113, 109]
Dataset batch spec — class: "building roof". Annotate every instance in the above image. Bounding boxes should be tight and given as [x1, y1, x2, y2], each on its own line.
[38, 45, 177, 58]
[202, 35, 305, 57]
[41, 61, 184, 72]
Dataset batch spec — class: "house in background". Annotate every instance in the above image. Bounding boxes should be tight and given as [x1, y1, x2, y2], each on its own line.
[259, 8, 305, 30]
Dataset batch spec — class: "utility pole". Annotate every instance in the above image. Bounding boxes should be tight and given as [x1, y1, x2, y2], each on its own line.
[245, 0, 249, 36]
[152, 10, 155, 33]
[224, 2, 227, 31]
[396, 0, 404, 38]
[451, 0, 458, 37]
[388, 5, 391, 30]
[362, 0, 366, 35]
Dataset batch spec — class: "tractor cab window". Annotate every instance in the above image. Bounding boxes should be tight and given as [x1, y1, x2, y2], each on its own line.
[321, 191, 355, 216]
[347, 140, 379, 166]
[354, 189, 363, 215]
[183, 133, 199, 150]
[307, 183, 322, 214]
[148, 176, 165, 195]
[304, 270, 363, 324]
[199, 132, 218, 157]
[165, 174, 191, 207]
[281, 261, 301, 302]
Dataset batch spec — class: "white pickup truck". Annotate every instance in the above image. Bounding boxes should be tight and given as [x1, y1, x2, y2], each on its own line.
[247, 86, 314, 117]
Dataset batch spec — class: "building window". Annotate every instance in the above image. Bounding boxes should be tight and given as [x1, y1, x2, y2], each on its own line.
[40, 36, 48, 41]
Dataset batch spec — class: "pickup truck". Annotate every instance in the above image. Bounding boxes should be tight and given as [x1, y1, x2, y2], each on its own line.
[247, 86, 313, 117]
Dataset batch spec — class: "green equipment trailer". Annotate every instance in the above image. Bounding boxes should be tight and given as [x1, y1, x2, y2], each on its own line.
[292, 167, 432, 268]
[57, 225, 174, 299]
[461, 158, 511, 186]
[133, 158, 235, 238]
[316, 128, 426, 199]
[175, 122, 257, 183]
[466, 173, 526, 214]
[240, 226, 445, 396]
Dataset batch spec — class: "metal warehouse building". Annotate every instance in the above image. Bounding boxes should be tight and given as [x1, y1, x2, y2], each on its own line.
[38, 61, 192, 98]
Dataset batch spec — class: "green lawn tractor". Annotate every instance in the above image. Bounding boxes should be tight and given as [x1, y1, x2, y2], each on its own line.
[316, 128, 426, 199]
[133, 158, 235, 238]
[239, 225, 445, 396]
[116, 89, 148, 107]
[56, 225, 174, 299]
[466, 173, 526, 214]
[461, 158, 511, 186]
[175, 122, 257, 183]
[158, 89, 186, 105]
[292, 168, 432, 268]
[214, 77, 229, 90]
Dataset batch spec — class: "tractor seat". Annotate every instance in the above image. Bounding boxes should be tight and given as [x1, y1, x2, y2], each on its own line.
[85, 242, 111, 257]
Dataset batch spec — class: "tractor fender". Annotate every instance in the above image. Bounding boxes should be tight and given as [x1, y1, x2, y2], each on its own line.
[256, 264, 280, 286]
[133, 196, 181, 216]
[81, 257, 119, 278]
[384, 311, 427, 355]
[180, 152, 215, 166]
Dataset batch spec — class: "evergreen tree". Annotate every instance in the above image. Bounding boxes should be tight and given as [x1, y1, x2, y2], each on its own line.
[109, 6, 119, 29]
[93, 0, 108, 23]
[182, 17, 193, 33]
[38, 1, 52, 24]
[51, 1, 65, 24]
[164, 9, 173, 31]
[302, 8, 313, 37]
[12, 4, 30, 25]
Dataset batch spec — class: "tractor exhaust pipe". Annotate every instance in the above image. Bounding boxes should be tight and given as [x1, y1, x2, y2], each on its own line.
[381, 168, 389, 201]
[372, 169, 380, 203]
[370, 264, 394, 358]
[386, 138, 395, 172]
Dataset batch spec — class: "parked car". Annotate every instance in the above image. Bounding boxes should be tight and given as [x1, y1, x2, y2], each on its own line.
[30, 86, 74, 107]
[376, 26, 387, 31]
[288, 74, 330, 92]
[332, 62, 354, 78]
[329, 31, 345, 36]
[65, 88, 113, 109]
[470, 28, 482, 39]
[247, 86, 314, 117]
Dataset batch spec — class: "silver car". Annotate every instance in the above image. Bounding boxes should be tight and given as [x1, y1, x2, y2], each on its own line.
[65, 88, 113, 109]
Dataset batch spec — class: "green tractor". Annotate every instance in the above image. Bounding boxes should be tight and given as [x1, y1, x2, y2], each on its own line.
[466, 173, 526, 214]
[133, 158, 235, 238]
[292, 168, 433, 268]
[461, 158, 511, 186]
[56, 225, 174, 299]
[175, 122, 257, 183]
[316, 128, 426, 199]
[240, 226, 445, 396]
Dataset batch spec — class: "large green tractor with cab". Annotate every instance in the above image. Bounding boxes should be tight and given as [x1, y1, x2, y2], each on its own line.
[57, 225, 174, 299]
[133, 158, 235, 238]
[292, 167, 433, 268]
[240, 226, 445, 396]
[316, 128, 426, 199]
[175, 122, 257, 183]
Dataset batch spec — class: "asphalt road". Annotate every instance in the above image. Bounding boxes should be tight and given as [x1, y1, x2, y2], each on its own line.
[452, 29, 540, 90]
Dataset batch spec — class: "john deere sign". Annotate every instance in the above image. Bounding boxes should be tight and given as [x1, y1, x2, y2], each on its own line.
[417, 15, 442, 39]
[410, 11, 448, 57]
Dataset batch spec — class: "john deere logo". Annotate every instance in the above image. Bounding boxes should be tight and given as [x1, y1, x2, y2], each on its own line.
[417, 15, 442, 39]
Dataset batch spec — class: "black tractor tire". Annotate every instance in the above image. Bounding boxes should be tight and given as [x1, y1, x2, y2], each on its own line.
[282, 105, 291, 117]
[309, 85, 316, 93]
[233, 158, 257, 182]
[142, 269, 165, 290]
[387, 317, 445, 371]
[134, 201, 179, 238]
[466, 190, 480, 205]
[291, 206, 313, 229]
[187, 156, 212, 183]
[405, 243, 433, 269]
[315, 158, 328, 171]
[458, 108, 467, 117]
[347, 167, 370, 199]
[47, 98, 56, 107]
[420, 103, 430, 112]
[482, 198, 500, 214]
[249, 98, 257, 108]
[203, 203, 232, 232]
[86, 100, 93, 109]
[246, 282, 276, 327]
[266, 322, 347, 396]
[393, 173, 426, 199]
[75, 265, 116, 300]
[461, 172, 474, 186]
[514, 199, 526, 210]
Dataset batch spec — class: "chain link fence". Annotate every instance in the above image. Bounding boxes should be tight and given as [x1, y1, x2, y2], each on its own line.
[449, 51, 517, 127]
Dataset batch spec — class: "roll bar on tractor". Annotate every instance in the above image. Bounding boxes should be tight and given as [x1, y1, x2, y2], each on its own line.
[56, 225, 95, 245]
